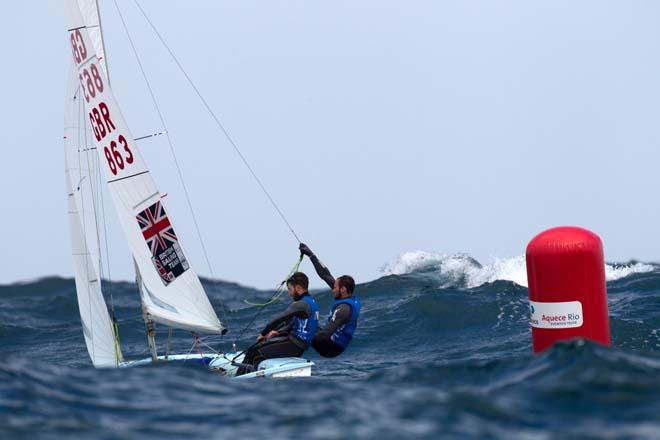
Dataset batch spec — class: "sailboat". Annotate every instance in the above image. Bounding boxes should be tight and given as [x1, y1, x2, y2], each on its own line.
[63, 0, 313, 378]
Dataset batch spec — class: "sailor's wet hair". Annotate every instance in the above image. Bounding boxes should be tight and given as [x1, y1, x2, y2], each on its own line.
[287, 272, 309, 290]
[337, 275, 355, 294]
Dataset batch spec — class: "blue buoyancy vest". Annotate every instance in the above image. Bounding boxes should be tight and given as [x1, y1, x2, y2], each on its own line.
[291, 294, 319, 345]
[329, 296, 361, 349]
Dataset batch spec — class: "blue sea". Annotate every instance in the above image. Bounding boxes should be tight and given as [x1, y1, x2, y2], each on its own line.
[2, 252, 660, 439]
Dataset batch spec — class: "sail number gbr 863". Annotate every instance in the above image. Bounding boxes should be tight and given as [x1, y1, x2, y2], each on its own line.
[70, 29, 135, 178]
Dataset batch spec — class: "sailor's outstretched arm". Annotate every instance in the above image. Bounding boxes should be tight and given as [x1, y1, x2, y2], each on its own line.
[299, 243, 335, 289]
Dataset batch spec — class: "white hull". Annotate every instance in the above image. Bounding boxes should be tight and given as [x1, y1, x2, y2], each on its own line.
[120, 352, 313, 379]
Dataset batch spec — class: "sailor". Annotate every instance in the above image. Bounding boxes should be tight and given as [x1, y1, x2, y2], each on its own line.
[236, 272, 319, 376]
[299, 243, 361, 358]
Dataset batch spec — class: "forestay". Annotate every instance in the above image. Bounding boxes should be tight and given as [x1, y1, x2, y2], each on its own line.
[64, 0, 224, 334]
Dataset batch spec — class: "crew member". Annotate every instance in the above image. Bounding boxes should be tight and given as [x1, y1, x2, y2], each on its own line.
[299, 243, 361, 358]
[236, 272, 319, 376]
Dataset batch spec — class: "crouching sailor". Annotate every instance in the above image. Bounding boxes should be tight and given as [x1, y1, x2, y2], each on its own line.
[236, 272, 319, 376]
[299, 243, 361, 358]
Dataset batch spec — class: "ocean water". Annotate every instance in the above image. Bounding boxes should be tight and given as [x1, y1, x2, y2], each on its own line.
[2, 253, 660, 439]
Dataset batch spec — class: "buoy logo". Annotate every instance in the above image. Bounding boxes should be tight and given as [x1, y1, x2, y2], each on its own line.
[529, 300, 583, 329]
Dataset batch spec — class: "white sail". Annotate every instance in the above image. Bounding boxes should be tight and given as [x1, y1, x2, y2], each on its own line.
[65, 0, 106, 281]
[65, 63, 119, 368]
[75, 0, 109, 78]
[64, 0, 224, 334]
[66, 172, 119, 368]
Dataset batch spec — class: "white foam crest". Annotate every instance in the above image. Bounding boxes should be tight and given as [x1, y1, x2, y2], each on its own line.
[381, 251, 454, 276]
[382, 251, 528, 288]
[382, 251, 657, 288]
[466, 255, 528, 288]
[605, 262, 655, 281]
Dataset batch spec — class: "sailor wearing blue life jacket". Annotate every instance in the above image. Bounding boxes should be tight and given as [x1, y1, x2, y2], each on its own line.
[299, 243, 361, 358]
[236, 272, 319, 376]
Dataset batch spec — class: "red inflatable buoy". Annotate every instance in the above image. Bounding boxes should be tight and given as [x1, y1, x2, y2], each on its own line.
[526, 226, 610, 353]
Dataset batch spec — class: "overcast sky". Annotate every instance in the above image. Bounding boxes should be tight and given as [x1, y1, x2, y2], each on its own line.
[2, 1, 660, 288]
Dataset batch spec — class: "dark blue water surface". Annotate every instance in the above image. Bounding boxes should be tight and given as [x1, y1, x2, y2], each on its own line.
[3, 260, 660, 439]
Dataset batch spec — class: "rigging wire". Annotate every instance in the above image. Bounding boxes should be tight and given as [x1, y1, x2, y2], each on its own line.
[111, 0, 231, 332]
[94, 0, 119, 330]
[133, 0, 302, 244]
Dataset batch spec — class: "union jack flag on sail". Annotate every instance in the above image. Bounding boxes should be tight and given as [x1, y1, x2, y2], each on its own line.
[136, 201, 189, 285]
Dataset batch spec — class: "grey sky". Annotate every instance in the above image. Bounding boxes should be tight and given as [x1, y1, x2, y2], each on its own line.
[2, 1, 660, 288]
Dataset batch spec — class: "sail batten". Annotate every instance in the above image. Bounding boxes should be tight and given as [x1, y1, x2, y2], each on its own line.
[64, 0, 224, 336]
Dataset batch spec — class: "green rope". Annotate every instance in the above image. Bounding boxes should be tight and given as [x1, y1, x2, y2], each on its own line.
[232, 254, 304, 347]
[112, 317, 123, 366]
[243, 255, 303, 307]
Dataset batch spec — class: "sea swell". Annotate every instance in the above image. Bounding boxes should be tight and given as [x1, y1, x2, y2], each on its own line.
[2, 258, 660, 438]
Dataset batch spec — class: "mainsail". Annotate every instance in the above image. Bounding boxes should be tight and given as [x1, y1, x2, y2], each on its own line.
[65, 59, 119, 367]
[64, 0, 119, 368]
[64, 0, 224, 339]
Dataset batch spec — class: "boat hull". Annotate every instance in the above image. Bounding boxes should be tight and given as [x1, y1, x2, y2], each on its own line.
[120, 352, 314, 378]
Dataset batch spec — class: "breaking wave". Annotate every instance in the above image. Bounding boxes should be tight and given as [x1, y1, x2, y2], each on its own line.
[381, 251, 657, 288]
[606, 262, 657, 281]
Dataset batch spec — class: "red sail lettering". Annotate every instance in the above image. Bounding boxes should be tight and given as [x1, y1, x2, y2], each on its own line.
[79, 65, 104, 103]
[90, 108, 106, 141]
[75, 31, 87, 60]
[88, 102, 115, 142]
[110, 140, 125, 170]
[79, 73, 90, 103]
[70, 33, 81, 64]
[119, 135, 134, 164]
[70, 30, 87, 65]
[91, 64, 104, 93]
[103, 136, 134, 176]
[82, 69, 95, 100]
[99, 103, 116, 133]
[104, 146, 117, 175]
